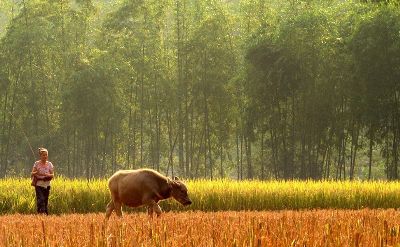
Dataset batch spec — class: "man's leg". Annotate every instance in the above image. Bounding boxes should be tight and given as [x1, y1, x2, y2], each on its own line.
[44, 186, 50, 215]
[35, 186, 47, 214]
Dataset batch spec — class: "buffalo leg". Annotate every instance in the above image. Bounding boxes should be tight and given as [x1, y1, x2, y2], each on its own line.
[153, 203, 162, 216]
[114, 201, 123, 217]
[148, 201, 162, 217]
[105, 200, 114, 219]
[147, 205, 154, 217]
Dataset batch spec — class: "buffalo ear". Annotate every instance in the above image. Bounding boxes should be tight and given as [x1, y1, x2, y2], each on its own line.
[174, 176, 180, 180]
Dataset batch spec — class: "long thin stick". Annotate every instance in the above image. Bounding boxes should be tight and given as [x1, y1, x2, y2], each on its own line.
[7, 111, 36, 160]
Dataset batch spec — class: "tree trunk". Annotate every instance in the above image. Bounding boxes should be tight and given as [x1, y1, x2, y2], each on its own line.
[270, 128, 278, 179]
[349, 121, 359, 180]
[368, 125, 374, 180]
[219, 138, 223, 178]
[392, 114, 398, 180]
[236, 121, 240, 180]
[176, 0, 185, 176]
[0, 83, 9, 175]
[260, 131, 265, 180]
[140, 44, 145, 166]
[245, 135, 253, 179]
[127, 78, 134, 169]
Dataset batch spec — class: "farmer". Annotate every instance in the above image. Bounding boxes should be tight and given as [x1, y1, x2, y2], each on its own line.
[31, 147, 54, 215]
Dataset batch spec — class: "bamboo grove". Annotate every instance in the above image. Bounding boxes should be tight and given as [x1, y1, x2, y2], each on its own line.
[0, 0, 399, 180]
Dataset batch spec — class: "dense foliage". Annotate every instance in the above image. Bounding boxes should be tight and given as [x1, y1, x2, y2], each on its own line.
[0, 0, 399, 179]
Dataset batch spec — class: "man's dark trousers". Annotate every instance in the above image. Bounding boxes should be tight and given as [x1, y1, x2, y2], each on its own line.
[35, 186, 50, 215]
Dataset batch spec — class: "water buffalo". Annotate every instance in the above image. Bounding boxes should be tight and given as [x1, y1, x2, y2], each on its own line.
[105, 168, 192, 219]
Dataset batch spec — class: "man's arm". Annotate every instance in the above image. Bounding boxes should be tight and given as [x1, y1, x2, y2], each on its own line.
[31, 166, 49, 178]
[31, 166, 38, 176]
[46, 167, 54, 179]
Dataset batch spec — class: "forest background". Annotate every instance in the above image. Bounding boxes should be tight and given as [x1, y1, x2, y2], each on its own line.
[0, 0, 399, 181]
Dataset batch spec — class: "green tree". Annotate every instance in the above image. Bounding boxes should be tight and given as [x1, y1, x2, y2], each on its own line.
[351, 5, 400, 179]
[184, 3, 236, 178]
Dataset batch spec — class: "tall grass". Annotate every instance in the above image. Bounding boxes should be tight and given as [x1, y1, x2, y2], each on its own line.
[1, 178, 400, 214]
[0, 177, 110, 214]
[187, 179, 400, 211]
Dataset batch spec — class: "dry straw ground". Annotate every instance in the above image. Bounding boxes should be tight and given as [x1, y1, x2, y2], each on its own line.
[1, 209, 400, 247]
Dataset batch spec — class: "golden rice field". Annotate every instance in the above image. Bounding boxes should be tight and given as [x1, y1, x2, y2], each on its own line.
[1, 210, 400, 247]
[2, 178, 400, 246]
[2, 178, 400, 214]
